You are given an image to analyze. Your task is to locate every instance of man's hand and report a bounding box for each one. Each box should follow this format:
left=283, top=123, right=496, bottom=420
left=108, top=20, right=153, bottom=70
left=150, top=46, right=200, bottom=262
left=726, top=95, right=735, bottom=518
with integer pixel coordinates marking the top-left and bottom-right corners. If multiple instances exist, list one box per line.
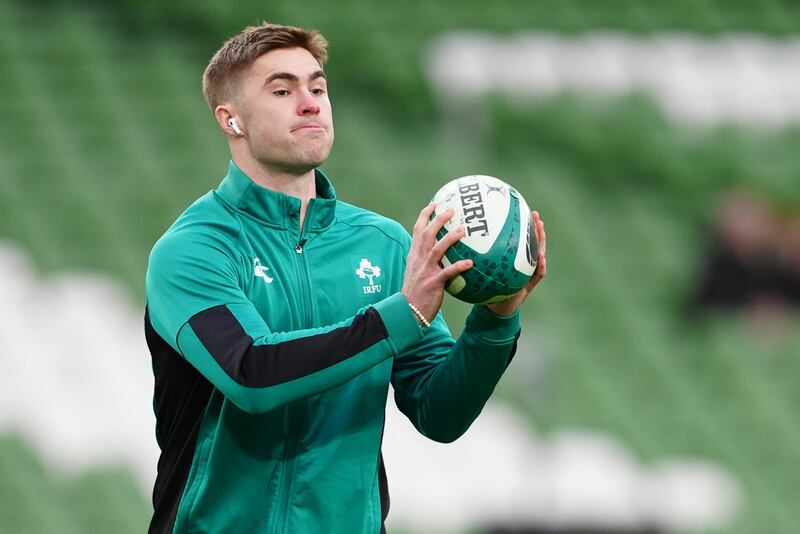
left=485, top=211, right=548, bottom=317
left=401, top=202, right=473, bottom=324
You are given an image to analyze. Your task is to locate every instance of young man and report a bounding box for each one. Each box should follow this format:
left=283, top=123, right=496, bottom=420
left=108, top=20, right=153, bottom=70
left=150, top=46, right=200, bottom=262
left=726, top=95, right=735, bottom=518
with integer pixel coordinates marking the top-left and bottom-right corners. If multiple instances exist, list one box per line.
left=145, top=22, right=546, bottom=534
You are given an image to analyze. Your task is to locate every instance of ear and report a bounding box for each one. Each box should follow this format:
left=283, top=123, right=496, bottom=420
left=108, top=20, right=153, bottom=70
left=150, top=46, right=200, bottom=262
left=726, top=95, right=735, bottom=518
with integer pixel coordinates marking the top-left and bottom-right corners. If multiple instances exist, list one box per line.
left=214, top=105, right=241, bottom=137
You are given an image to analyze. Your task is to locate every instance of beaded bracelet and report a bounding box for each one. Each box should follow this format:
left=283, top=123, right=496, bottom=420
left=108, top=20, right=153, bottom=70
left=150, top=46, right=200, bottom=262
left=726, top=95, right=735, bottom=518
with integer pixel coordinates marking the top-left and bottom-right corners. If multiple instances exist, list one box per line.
left=407, top=302, right=431, bottom=328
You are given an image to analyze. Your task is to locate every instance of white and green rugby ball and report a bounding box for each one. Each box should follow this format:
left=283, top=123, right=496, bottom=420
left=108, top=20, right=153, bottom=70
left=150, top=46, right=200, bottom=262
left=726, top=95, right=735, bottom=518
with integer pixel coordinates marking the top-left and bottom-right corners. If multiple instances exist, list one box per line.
left=432, top=175, right=538, bottom=304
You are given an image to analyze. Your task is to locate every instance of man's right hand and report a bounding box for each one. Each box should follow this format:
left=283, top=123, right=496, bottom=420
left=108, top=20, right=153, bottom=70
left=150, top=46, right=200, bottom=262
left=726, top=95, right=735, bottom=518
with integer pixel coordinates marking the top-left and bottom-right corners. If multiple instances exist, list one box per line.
left=401, top=202, right=473, bottom=325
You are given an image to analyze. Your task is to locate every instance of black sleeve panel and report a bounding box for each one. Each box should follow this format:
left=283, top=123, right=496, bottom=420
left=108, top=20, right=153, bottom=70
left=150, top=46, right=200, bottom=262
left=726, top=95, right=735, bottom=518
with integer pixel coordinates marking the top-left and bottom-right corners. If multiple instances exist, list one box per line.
left=187, top=304, right=390, bottom=388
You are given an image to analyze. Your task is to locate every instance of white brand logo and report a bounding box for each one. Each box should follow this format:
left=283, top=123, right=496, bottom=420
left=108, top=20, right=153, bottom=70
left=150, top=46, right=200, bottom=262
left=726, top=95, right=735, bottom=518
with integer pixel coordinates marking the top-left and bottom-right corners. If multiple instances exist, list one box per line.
left=355, top=258, right=382, bottom=294
left=253, top=258, right=274, bottom=283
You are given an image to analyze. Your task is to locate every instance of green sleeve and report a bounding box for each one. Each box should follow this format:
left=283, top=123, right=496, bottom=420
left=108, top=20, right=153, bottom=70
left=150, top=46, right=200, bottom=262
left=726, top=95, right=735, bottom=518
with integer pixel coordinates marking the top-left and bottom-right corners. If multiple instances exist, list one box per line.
left=146, top=231, right=422, bottom=414
left=390, top=236, right=521, bottom=443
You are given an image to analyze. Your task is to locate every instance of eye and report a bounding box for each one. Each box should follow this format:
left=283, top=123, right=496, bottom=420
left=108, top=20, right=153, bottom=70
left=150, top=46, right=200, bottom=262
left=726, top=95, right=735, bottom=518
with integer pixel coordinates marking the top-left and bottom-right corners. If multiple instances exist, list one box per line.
left=273, top=89, right=289, bottom=96
left=310, top=88, right=326, bottom=96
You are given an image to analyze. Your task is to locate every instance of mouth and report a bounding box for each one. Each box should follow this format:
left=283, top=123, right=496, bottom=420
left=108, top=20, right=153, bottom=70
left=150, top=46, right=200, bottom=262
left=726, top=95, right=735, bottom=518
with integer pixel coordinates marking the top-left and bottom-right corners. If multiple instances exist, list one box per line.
left=292, top=123, right=325, bottom=132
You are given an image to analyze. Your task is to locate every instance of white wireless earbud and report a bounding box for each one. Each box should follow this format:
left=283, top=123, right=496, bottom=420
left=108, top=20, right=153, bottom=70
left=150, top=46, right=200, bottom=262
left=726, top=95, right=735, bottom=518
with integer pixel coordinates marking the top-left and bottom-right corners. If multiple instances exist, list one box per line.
left=228, top=117, right=243, bottom=135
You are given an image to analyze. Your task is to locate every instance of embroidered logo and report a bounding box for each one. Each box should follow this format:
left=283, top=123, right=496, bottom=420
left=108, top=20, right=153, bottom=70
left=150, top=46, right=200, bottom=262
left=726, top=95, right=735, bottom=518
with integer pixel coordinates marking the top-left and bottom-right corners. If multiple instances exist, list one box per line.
left=485, top=184, right=507, bottom=197
left=355, top=258, right=382, bottom=294
left=253, top=258, right=274, bottom=283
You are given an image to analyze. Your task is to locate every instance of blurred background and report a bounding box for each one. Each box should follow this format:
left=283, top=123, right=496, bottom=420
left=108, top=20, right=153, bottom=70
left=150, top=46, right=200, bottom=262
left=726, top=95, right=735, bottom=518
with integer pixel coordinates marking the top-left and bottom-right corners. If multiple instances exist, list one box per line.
left=1, top=0, right=799, bottom=532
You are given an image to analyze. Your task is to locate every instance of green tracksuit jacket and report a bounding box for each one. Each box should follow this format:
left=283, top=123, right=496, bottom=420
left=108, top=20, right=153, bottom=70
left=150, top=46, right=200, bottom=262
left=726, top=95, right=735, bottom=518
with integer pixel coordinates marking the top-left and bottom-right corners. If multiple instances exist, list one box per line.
left=144, top=161, right=521, bottom=533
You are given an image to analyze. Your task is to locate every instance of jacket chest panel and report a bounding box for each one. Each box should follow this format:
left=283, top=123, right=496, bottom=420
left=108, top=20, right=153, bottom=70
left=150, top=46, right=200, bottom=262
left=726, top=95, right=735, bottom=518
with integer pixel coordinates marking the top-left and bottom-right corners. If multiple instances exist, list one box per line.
left=237, top=223, right=406, bottom=330
left=305, top=237, right=406, bottom=324
left=238, top=225, right=304, bottom=331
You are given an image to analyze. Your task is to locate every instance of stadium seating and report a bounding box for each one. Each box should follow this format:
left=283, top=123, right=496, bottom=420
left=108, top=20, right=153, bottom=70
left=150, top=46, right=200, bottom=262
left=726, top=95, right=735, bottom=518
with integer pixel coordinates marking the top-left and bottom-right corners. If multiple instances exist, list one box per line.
left=0, top=435, right=150, bottom=532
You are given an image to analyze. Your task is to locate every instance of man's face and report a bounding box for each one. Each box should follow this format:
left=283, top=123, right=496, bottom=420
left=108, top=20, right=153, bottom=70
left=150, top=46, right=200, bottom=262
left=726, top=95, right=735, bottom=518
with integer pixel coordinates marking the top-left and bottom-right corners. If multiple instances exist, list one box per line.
left=235, top=47, right=334, bottom=174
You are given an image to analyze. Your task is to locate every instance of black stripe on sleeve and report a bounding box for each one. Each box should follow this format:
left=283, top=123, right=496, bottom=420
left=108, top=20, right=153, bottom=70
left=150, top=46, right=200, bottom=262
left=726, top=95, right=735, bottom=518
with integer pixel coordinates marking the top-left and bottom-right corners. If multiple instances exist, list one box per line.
left=188, top=305, right=390, bottom=388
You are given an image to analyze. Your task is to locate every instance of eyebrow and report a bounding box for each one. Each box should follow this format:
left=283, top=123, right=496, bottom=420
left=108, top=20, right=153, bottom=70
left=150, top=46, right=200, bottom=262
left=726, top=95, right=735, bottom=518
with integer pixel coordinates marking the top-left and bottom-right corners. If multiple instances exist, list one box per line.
left=264, top=70, right=326, bottom=85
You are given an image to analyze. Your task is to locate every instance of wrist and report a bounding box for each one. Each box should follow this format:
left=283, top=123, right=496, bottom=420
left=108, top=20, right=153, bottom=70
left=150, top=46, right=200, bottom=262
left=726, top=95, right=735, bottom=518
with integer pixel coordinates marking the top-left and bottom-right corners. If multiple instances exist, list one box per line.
left=407, top=301, right=431, bottom=328
left=401, top=289, right=434, bottom=328
left=467, top=305, right=520, bottom=343
left=484, top=302, right=517, bottom=317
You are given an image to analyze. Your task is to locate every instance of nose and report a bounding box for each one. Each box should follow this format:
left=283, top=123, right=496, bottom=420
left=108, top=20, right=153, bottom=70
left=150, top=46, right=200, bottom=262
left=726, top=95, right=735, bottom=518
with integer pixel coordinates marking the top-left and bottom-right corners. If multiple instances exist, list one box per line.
left=298, top=90, right=320, bottom=116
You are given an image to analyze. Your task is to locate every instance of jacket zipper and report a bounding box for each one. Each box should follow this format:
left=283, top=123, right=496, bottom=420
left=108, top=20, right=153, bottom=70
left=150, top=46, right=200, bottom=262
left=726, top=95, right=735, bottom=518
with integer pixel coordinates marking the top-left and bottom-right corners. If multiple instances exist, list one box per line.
left=276, top=202, right=316, bottom=533
left=293, top=201, right=314, bottom=327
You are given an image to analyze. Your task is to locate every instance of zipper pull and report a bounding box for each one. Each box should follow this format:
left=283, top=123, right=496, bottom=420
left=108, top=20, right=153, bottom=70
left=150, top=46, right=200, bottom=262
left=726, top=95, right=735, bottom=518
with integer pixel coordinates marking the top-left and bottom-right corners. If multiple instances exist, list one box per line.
left=295, top=238, right=307, bottom=254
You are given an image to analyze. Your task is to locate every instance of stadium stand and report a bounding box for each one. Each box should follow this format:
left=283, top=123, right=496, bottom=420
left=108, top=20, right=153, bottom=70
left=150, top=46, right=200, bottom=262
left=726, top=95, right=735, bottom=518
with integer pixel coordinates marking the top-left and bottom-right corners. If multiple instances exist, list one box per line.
left=1, top=0, right=799, bottom=531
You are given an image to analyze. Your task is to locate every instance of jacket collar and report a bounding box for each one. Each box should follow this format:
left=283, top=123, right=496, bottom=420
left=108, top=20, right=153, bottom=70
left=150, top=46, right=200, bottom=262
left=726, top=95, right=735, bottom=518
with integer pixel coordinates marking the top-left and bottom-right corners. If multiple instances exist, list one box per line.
left=215, top=160, right=336, bottom=231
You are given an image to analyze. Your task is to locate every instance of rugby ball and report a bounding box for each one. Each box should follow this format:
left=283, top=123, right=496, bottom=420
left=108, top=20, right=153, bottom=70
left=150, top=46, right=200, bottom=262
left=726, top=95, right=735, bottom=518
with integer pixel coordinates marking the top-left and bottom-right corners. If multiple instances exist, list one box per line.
left=432, top=175, right=537, bottom=304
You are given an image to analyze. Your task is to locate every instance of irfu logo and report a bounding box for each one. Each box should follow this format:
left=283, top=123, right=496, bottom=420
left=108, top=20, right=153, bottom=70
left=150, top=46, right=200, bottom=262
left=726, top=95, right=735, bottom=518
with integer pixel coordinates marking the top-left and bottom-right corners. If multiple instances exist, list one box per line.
left=356, top=258, right=382, bottom=294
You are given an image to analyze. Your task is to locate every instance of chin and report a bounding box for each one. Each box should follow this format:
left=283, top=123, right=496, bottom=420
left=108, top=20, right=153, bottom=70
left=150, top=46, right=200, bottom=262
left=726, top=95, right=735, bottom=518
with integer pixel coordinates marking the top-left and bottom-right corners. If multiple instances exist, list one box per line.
left=274, top=155, right=327, bottom=175
left=300, top=144, right=333, bottom=169
left=255, top=145, right=332, bottom=175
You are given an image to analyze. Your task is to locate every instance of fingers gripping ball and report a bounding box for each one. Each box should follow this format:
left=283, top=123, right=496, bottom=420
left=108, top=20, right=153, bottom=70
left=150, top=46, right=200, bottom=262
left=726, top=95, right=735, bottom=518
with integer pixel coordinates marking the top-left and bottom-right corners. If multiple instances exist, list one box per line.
left=431, top=175, right=538, bottom=304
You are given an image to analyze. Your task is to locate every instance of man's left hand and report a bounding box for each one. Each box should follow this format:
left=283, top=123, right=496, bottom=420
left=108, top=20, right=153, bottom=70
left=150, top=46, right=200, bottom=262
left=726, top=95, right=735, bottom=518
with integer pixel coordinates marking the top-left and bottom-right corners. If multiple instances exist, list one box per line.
left=485, top=210, right=548, bottom=317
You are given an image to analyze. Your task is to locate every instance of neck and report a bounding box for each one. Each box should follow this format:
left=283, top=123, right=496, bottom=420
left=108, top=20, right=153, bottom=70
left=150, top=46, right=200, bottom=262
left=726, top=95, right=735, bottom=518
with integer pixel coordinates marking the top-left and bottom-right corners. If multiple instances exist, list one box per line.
left=232, top=155, right=317, bottom=227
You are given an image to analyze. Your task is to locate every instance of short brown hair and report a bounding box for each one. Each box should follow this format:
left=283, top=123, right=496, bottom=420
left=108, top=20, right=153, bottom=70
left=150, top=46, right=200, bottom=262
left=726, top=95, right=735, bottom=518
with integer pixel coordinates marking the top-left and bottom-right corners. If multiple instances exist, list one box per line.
left=202, top=22, right=328, bottom=110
